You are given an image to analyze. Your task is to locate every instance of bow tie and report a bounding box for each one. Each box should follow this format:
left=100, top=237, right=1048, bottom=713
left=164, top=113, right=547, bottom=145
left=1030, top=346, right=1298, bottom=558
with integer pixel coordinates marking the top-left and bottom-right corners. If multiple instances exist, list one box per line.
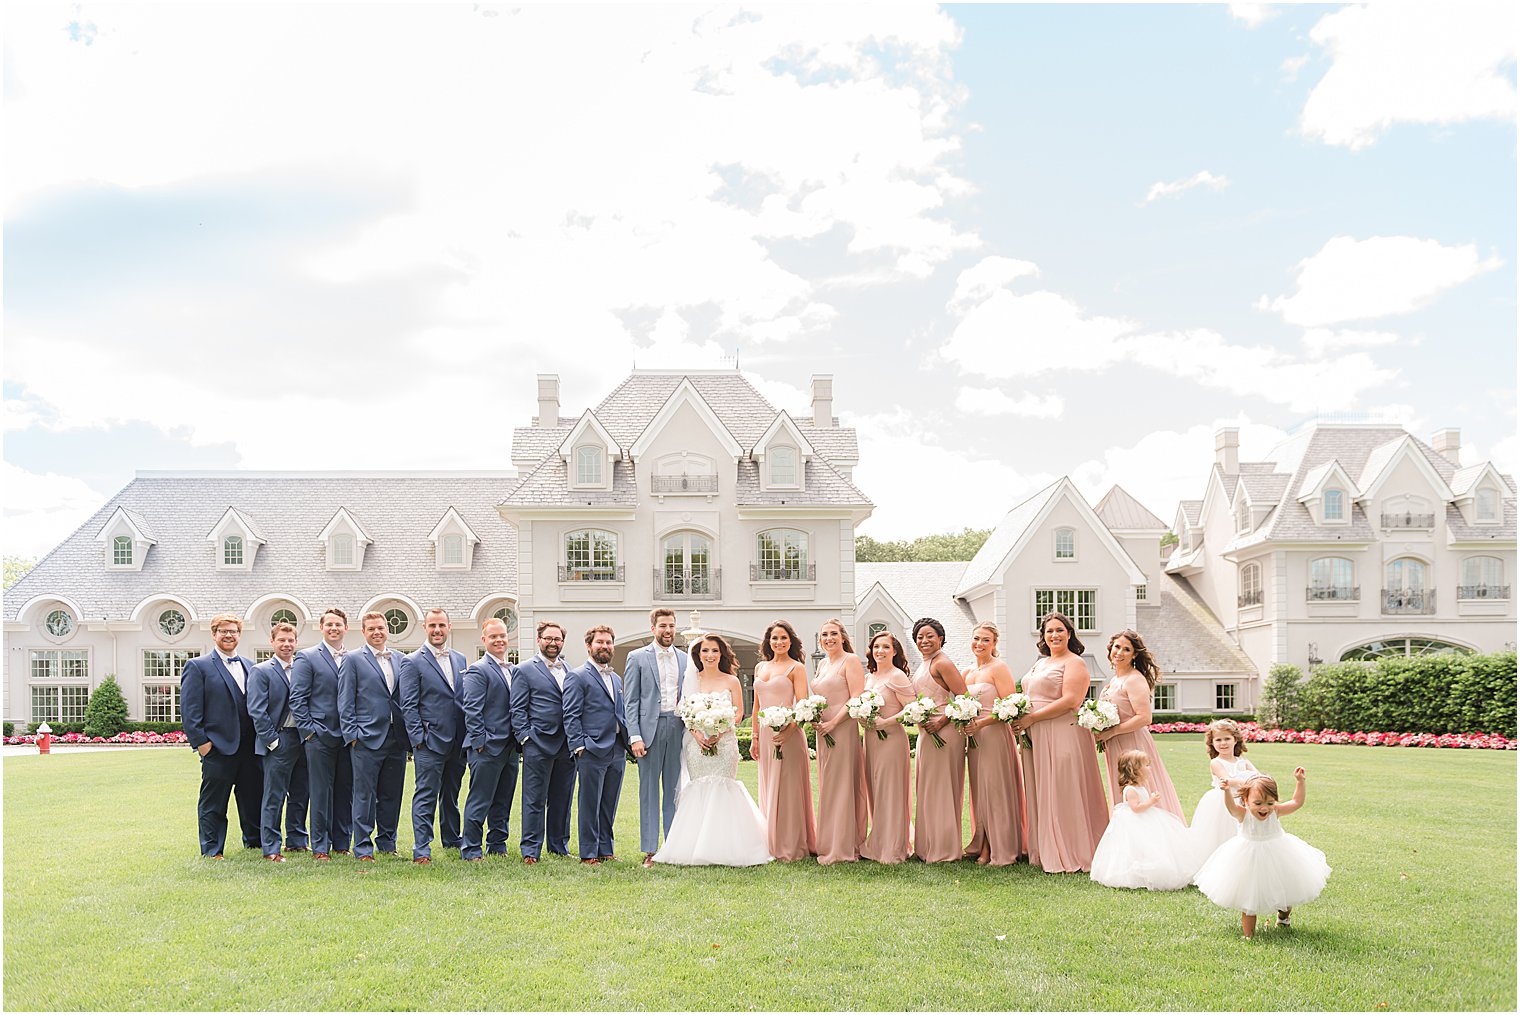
left=331, top=647, right=346, bottom=657
left=376, top=650, right=391, bottom=661
left=221, top=656, right=239, bottom=666
left=433, top=651, right=450, bottom=660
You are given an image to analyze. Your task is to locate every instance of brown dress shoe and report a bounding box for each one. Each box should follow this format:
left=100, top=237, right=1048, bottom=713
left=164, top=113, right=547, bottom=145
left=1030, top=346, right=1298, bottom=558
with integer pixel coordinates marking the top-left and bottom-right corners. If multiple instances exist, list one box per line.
left=313, top=852, right=331, bottom=861
left=642, top=853, right=655, bottom=869
left=522, top=856, right=538, bottom=865
left=357, top=855, right=375, bottom=863
left=266, top=853, right=286, bottom=863
left=209, top=854, right=225, bottom=860
left=414, top=857, right=432, bottom=865
left=333, top=849, right=350, bottom=856
left=580, top=858, right=602, bottom=865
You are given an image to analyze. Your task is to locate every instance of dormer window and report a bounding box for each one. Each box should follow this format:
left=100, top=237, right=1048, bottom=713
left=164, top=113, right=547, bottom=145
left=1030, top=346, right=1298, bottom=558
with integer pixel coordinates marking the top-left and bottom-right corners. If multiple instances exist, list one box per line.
left=1476, top=488, right=1499, bottom=522
left=223, top=535, right=244, bottom=566
left=1054, top=527, right=1076, bottom=560
left=113, top=536, right=134, bottom=566
left=97, top=506, right=156, bottom=571
left=575, top=446, right=604, bottom=486
left=427, top=506, right=480, bottom=571
left=206, top=507, right=265, bottom=572
left=1236, top=499, right=1251, bottom=533
left=332, top=534, right=354, bottom=566
left=319, top=507, right=372, bottom=571
left=1323, top=489, right=1344, bottom=522
left=769, top=446, right=798, bottom=487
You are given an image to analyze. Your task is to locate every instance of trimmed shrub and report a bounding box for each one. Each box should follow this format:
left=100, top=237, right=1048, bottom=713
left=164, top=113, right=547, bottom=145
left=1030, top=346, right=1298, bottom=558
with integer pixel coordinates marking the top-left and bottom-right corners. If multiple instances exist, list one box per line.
left=1296, top=651, right=1516, bottom=737
left=83, top=675, right=131, bottom=739
left=1257, top=664, right=1305, bottom=728
left=2, top=722, right=12, bottom=737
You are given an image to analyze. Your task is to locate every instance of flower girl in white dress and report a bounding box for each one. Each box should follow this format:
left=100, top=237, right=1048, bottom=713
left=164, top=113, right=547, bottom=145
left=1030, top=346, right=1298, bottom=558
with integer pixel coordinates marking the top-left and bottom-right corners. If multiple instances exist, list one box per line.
left=1191, top=719, right=1259, bottom=862
left=1090, top=750, right=1198, bottom=891
left=1193, top=768, right=1330, bottom=939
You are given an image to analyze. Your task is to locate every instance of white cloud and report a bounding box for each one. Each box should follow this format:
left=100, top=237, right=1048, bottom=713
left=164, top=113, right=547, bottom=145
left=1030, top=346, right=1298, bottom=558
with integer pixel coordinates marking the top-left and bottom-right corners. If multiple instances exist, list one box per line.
left=1300, top=2, right=1517, bottom=150
left=2, top=463, right=108, bottom=558
left=941, top=289, right=1137, bottom=378
left=1486, top=434, right=1519, bottom=478
left=1141, top=170, right=1229, bottom=205
left=1299, top=327, right=1403, bottom=358
left=1228, top=4, right=1276, bottom=29
left=1280, top=54, right=1310, bottom=82
left=954, top=386, right=1064, bottom=419
left=1259, top=235, right=1503, bottom=327
left=949, top=256, right=1040, bottom=312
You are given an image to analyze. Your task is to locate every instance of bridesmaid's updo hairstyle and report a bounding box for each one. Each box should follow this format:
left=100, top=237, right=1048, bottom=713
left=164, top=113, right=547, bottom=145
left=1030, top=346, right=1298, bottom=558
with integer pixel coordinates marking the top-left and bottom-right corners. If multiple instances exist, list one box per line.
left=911, top=617, right=946, bottom=644
left=695, top=633, right=738, bottom=676
left=972, top=622, right=1001, bottom=657
left=1115, top=749, right=1150, bottom=789
left=1205, top=718, right=1248, bottom=758
left=819, top=618, right=855, bottom=654
left=1107, top=629, right=1160, bottom=689
left=866, top=631, right=909, bottom=675
left=760, top=619, right=806, bottom=664
left=1036, top=611, right=1085, bottom=656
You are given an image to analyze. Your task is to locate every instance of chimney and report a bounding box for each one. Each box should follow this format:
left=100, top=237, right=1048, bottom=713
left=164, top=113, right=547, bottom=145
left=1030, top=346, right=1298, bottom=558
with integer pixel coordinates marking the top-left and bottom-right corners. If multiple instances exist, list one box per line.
left=1431, top=428, right=1462, bottom=466
left=810, top=374, right=834, bottom=428
left=1214, top=427, right=1239, bottom=474
left=535, top=374, right=560, bottom=428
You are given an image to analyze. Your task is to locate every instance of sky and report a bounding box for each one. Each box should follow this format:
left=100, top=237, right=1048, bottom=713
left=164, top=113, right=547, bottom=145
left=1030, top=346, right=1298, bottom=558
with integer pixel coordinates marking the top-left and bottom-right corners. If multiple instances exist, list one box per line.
left=4, top=1, right=1516, bottom=557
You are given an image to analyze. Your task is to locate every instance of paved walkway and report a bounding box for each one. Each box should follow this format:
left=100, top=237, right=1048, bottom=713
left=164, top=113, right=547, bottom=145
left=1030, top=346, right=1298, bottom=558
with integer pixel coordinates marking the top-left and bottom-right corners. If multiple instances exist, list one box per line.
left=3, top=743, right=184, bottom=757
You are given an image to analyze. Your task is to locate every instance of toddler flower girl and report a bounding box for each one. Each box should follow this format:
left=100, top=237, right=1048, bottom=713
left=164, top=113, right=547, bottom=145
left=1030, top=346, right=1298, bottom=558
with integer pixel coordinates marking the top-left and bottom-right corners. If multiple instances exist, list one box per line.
left=1089, top=750, right=1197, bottom=891
left=1191, top=719, right=1258, bottom=861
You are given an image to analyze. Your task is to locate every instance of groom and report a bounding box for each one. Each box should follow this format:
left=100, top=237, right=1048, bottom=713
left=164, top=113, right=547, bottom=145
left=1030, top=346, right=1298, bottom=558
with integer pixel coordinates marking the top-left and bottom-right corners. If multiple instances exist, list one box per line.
left=563, top=625, right=629, bottom=864
left=624, top=607, right=686, bottom=868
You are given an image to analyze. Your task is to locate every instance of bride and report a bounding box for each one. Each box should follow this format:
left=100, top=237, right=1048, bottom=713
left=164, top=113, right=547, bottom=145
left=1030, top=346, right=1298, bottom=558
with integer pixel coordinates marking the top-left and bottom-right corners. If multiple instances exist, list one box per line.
left=651, top=633, right=772, bottom=867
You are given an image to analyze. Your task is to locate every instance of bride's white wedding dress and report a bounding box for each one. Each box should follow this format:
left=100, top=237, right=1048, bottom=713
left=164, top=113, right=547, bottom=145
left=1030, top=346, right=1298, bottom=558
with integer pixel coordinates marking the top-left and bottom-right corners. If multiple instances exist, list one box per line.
left=651, top=672, right=772, bottom=867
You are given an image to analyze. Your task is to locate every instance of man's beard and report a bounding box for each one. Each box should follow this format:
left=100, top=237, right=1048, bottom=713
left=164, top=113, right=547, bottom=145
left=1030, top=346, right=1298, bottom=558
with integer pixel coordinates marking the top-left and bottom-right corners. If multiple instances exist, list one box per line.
left=655, top=631, right=674, bottom=647
left=592, top=650, right=613, bottom=665
left=542, top=645, right=560, bottom=659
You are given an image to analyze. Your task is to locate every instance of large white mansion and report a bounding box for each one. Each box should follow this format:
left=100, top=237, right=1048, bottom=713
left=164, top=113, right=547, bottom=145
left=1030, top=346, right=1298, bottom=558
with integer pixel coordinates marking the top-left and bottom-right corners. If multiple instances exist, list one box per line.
left=4, top=370, right=1514, bottom=726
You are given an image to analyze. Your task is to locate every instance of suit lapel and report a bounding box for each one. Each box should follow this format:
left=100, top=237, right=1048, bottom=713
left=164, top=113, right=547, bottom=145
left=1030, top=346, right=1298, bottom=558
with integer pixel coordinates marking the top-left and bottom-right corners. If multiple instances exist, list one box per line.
left=217, top=656, right=246, bottom=705
left=318, top=644, right=340, bottom=679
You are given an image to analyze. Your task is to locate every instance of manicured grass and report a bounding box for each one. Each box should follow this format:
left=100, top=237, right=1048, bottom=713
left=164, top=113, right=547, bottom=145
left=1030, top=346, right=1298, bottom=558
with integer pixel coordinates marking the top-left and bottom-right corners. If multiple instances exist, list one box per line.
left=3, top=737, right=1514, bottom=1010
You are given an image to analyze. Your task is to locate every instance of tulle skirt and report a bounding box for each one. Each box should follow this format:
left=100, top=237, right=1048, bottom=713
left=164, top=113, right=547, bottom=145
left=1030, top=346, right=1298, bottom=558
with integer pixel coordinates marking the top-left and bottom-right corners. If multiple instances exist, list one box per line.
left=1090, top=804, right=1199, bottom=891
left=1193, top=830, right=1331, bottom=914
left=1190, top=788, right=1240, bottom=864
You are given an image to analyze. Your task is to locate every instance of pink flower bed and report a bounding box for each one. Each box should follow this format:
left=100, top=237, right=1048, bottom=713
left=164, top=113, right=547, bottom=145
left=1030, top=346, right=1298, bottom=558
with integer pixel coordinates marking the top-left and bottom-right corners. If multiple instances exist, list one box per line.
left=5, top=730, right=189, bottom=746
left=1149, top=720, right=1516, bottom=750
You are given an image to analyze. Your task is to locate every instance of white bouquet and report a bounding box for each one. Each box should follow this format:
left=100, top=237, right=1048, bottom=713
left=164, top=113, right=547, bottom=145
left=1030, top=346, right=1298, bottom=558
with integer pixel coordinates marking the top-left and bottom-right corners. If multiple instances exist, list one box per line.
left=993, top=691, right=1034, bottom=749
left=678, top=691, right=737, bottom=756
left=897, top=694, right=944, bottom=749
left=756, top=705, right=795, bottom=760
left=945, top=693, right=982, bottom=750
left=1076, top=697, right=1121, bottom=753
left=847, top=688, right=887, bottom=740
left=793, top=693, right=834, bottom=747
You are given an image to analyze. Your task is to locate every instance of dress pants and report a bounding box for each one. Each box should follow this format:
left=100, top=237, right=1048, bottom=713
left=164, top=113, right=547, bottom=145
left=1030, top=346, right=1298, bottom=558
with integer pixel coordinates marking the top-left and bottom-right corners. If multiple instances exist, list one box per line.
left=412, top=742, right=467, bottom=859
left=351, top=723, right=407, bottom=857
left=519, top=743, right=576, bottom=859
left=303, top=735, right=353, bottom=854
left=196, top=741, right=263, bottom=856
left=258, top=731, right=305, bottom=855
left=461, top=746, right=520, bottom=859
left=575, top=749, right=626, bottom=859
left=282, top=743, right=310, bottom=850
left=637, top=713, right=684, bottom=854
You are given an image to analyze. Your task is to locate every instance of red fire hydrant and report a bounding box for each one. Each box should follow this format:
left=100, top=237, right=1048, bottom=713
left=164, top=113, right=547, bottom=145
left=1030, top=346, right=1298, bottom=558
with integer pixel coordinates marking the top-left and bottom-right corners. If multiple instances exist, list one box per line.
left=37, top=722, right=53, bottom=755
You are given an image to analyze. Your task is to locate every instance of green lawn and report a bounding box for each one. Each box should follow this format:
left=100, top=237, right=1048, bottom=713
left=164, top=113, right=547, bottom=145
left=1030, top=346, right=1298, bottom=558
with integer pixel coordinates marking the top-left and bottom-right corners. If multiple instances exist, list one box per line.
left=3, top=738, right=1514, bottom=1011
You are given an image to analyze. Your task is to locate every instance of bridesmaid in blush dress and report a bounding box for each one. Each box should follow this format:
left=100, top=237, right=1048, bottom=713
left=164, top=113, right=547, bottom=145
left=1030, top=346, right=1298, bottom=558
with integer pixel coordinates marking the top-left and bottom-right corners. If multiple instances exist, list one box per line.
left=960, top=623, right=1027, bottom=866
left=859, top=631, right=914, bottom=864
left=1092, top=630, right=1185, bottom=821
left=1010, top=611, right=1109, bottom=873
left=749, top=619, right=817, bottom=862
left=909, top=617, right=970, bottom=863
left=812, top=619, right=869, bottom=864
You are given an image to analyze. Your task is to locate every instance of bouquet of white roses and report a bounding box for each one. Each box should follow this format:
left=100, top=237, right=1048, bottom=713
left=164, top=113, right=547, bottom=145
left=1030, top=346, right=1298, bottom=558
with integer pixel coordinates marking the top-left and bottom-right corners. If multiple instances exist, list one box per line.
left=756, top=706, right=795, bottom=760
left=792, top=693, right=834, bottom=747
left=945, top=693, right=982, bottom=750
left=897, top=694, right=944, bottom=749
left=993, top=692, right=1034, bottom=749
left=1076, top=697, right=1121, bottom=752
left=846, top=688, right=887, bottom=740
left=677, top=691, right=737, bottom=756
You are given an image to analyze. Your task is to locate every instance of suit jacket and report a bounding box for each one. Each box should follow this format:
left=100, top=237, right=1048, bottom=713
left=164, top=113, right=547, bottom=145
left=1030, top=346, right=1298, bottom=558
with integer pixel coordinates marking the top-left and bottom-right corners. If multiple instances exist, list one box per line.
left=509, top=655, right=572, bottom=757
left=290, top=643, right=345, bottom=746
left=461, top=654, right=516, bottom=758
left=623, top=642, right=687, bottom=747
left=247, top=656, right=297, bottom=756
left=181, top=652, right=256, bottom=755
left=338, top=646, right=407, bottom=750
left=563, top=661, right=630, bottom=759
left=400, top=647, right=468, bottom=754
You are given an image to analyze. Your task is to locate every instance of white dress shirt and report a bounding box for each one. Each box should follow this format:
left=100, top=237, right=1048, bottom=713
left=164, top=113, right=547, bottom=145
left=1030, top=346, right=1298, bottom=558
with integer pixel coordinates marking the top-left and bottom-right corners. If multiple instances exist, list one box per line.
left=656, top=646, right=678, bottom=712
left=538, top=653, right=568, bottom=691
left=487, top=653, right=512, bottom=687
left=432, top=648, right=455, bottom=690
left=221, top=654, right=245, bottom=694
left=597, top=663, right=617, bottom=701
left=280, top=662, right=296, bottom=727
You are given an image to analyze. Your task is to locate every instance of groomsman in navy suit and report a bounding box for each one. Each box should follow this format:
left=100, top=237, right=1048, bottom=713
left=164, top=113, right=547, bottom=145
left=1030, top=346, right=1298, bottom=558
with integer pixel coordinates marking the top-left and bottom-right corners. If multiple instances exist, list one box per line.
left=290, top=607, right=353, bottom=859
left=510, top=620, right=577, bottom=863
left=563, top=625, right=630, bottom=864
left=247, top=620, right=309, bottom=861
left=459, top=616, right=521, bottom=860
left=180, top=613, right=262, bottom=857
left=400, top=608, right=469, bottom=863
left=339, top=611, right=408, bottom=861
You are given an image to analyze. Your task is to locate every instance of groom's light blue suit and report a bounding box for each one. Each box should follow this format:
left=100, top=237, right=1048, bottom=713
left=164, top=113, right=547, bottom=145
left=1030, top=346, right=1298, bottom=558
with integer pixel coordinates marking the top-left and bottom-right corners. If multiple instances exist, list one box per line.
left=623, top=641, right=687, bottom=854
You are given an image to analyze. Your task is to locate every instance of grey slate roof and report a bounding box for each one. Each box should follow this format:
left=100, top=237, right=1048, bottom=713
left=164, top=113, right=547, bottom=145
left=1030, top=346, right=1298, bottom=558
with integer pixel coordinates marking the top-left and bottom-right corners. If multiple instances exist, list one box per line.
left=4, top=474, right=519, bottom=623
left=956, top=480, right=1063, bottom=594
left=1138, top=575, right=1257, bottom=676
left=500, top=457, right=639, bottom=507
left=1239, top=472, right=1290, bottom=505
left=1094, top=485, right=1168, bottom=531
left=854, top=561, right=979, bottom=669
left=1179, top=501, right=1203, bottom=527
left=734, top=457, right=871, bottom=506
left=1446, top=501, right=1518, bottom=543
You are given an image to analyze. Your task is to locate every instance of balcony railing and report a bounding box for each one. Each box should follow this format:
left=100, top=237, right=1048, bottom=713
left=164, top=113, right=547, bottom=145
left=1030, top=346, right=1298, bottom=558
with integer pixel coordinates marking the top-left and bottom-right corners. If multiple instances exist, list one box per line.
left=558, top=565, right=625, bottom=583
left=1381, top=512, right=1436, bottom=529
left=651, top=475, right=718, bottom=494
left=1458, top=584, right=1511, bottom=600
left=750, top=562, right=816, bottom=582
left=1306, top=585, right=1359, bottom=602
left=1237, top=590, right=1263, bottom=607
left=1382, top=588, right=1435, bottom=614
left=654, top=568, right=721, bottom=600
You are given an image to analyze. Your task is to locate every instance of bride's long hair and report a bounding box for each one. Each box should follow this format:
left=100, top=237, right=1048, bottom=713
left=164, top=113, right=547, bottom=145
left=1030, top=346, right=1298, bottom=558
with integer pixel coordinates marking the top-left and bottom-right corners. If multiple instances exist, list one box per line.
left=693, top=633, right=738, bottom=676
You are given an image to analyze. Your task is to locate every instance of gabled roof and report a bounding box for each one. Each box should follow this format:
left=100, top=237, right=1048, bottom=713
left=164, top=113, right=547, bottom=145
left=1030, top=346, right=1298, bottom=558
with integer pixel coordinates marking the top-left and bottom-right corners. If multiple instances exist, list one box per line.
left=734, top=457, right=871, bottom=508
left=1178, top=501, right=1203, bottom=528
left=1137, top=575, right=1257, bottom=675
left=1238, top=472, right=1290, bottom=506
left=751, top=411, right=816, bottom=460
left=500, top=456, right=638, bottom=507
left=317, top=507, right=374, bottom=545
left=854, top=561, right=978, bottom=669
left=1295, top=459, right=1356, bottom=501
left=1093, top=485, right=1167, bottom=532
left=854, top=579, right=914, bottom=633
left=1446, top=500, right=1518, bottom=543
left=1450, top=462, right=1514, bottom=499
left=557, top=410, right=621, bottom=458
left=627, top=378, right=744, bottom=461
left=205, top=507, right=267, bottom=545
left=1356, top=434, right=1451, bottom=501
left=426, top=506, right=481, bottom=545
left=96, top=505, right=157, bottom=544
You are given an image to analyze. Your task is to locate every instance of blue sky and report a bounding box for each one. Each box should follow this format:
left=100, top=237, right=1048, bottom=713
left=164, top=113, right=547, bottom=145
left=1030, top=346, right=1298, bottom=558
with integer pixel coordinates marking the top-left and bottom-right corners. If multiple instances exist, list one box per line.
left=4, top=2, right=1515, bottom=556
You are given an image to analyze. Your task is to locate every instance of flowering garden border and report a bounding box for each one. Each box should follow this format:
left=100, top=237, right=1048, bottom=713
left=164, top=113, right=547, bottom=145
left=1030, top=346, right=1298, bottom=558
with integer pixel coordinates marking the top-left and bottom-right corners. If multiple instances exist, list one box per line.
left=1149, top=720, right=1515, bottom=750
left=6, top=730, right=188, bottom=746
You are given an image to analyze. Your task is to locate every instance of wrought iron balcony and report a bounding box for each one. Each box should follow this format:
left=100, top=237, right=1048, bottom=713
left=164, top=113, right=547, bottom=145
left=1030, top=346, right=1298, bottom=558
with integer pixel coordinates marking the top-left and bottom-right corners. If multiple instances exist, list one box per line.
left=1237, top=590, right=1263, bottom=607
left=1382, top=588, right=1435, bottom=614
left=750, top=562, right=816, bottom=582
left=558, top=565, right=625, bottom=583
left=1381, top=512, right=1435, bottom=529
left=1306, top=585, right=1359, bottom=602
left=1458, top=584, right=1511, bottom=600
left=651, top=474, right=718, bottom=494
left=654, top=568, right=721, bottom=600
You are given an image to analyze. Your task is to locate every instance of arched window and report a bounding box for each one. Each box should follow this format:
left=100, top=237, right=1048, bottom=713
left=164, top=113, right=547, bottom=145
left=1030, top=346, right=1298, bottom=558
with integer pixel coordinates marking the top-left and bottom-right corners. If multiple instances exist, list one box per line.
left=1460, top=556, right=1505, bottom=599
left=384, top=608, right=410, bottom=637
left=769, top=447, right=798, bottom=486
left=223, top=535, right=244, bottom=566
left=1341, top=638, right=1472, bottom=661
left=1382, top=493, right=1432, bottom=529
left=1308, top=557, right=1355, bottom=600
left=661, top=531, right=713, bottom=597
left=1323, top=489, right=1344, bottom=522
left=113, top=535, right=134, bottom=566
left=1384, top=557, right=1430, bottom=614
left=45, top=609, right=75, bottom=638
left=441, top=533, right=464, bottom=565
left=1238, top=562, right=1262, bottom=607
left=755, top=528, right=809, bottom=580
left=867, top=621, right=889, bottom=642
left=492, top=605, right=518, bottom=631
left=1476, top=488, right=1499, bottom=522
left=575, top=446, right=603, bottom=486
left=564, top=529, right=619, bottom=581
left=1386, top=557, right=1426, bottom=591
left=270, top=608, right=298, bottom=628
left=1054, top=527, right=1076, bottom=559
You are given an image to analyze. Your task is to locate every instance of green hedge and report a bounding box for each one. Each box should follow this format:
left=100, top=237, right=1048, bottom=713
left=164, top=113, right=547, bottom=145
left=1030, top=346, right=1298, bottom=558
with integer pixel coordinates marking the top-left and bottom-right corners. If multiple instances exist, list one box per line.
left=25, top=721, right=183, bottom=736
left=1292, top=651, right=1517, bottom=737
left=2, top=721, right=12, bottom=737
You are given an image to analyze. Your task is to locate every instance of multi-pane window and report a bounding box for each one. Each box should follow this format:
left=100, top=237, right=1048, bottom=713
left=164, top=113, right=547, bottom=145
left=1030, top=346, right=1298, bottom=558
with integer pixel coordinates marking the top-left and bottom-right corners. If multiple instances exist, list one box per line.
left=44, top=609, right=75, bottom=637
left=255, top=650, right=275, bottom=663
left=575, top=446, right=603, bottom=486
left=1239, top=562, right=1263, bottom=606
left=223, top=535, right=244, bottom=566
left=1033, top=590, right=1096, bottom=632
left=143, top=649, right=200, bottom=723
left=1215, top=683, right=1238, bottom=711
left=31, top=651, right=90, bottom=720
left=158, top=609, right=187, bottom=637
left=662, top=531, right=712, bottom=596
left=331, top=533, right=354, bottom=566
left=384, top=608, right=410, bottom=637
left=270, top=608, right=298, bottom=628
left=564, top=529, right=619, bottom=580
left=1476, top=488, right=1499, bottom=522
left=1460, top=556, right=1506, bottom=597
left=113, top=535, right=133, bottom=565
left=1236, top=499, right=1251, bottom=533
left=1323, top=489, right=1344, bottom=521
left=1135, top=584, right=1147, bottom=602
left=31, top=686, right=89, bottom=723
left=31, top=650, right=89, bottom=682
left=1054, top=528, right=1076, bottom=559
left=769, top=447, right=798, bottom=486
left=442, top=533, right=464, bottom=565
left=1386, top=557, right=1426, bottom=591
left=1308, top=557, right=1355, bottom=598
left=867, top=622, right=889, bottom=641
left=143, top=684, right=182, bottom=723
left=493, top=606, right=518, bottom=631
left=1152, top=683, right=1177, bottom=712
left=756, top=529, right=809, bottom=580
